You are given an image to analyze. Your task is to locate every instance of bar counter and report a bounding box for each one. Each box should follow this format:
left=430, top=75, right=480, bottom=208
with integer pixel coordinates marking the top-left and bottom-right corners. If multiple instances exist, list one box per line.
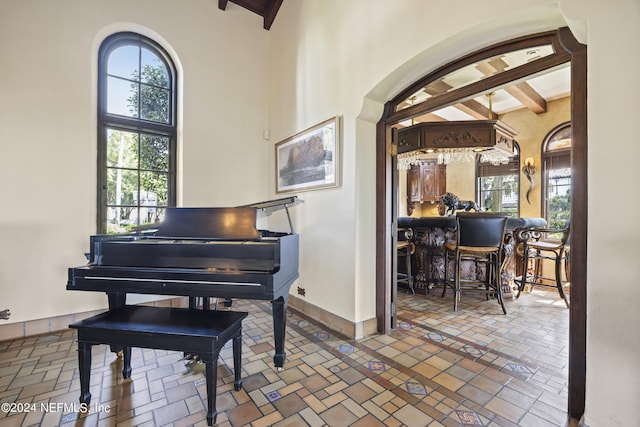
left=398, top=215, right=546, bottom=293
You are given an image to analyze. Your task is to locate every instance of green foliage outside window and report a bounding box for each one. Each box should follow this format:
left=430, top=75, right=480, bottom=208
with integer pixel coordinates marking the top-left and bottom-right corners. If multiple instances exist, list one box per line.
left=548, top=192, right=570, bottom=231
left=545, top=166, right=571, bottom=234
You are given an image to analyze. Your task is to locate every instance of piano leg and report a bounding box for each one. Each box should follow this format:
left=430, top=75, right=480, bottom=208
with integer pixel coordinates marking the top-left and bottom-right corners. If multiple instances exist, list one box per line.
left=122, top=346, right=132, bottom=379
left=107, top=292, right=126, bottom=309
left=272, top=297, right=287, bottom=369
left=233, top=330, right=243, bottom=391
left=188, top=296, right=197, bottom=309
left=78, top=341, right=92, bottom=405
left=204, top=352, right=219, bottom=426
left=107, top=293, right=126, bottom=354
left=188, top=297, right=217, bottom=310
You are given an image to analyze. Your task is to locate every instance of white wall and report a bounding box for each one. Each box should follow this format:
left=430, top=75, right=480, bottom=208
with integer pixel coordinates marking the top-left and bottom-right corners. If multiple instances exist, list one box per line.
left=0, top=0, right=270, bottom=322
left=268, top=0, right=640, bottom=425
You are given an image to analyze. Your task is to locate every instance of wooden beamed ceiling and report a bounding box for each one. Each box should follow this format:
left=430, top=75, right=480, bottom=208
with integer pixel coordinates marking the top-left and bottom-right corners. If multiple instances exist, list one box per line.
left=397, top=60, right=568, bottom=124
left=218, top=0, right=283, bottom=30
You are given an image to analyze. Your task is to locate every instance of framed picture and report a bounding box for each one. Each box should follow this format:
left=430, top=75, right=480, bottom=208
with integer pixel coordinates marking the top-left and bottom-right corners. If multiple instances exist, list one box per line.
left=275, top=116, right=340, bottom=194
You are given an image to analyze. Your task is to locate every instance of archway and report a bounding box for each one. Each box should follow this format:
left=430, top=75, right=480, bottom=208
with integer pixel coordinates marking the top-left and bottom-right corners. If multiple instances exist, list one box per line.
left=375, top=28, right=587, bottom=421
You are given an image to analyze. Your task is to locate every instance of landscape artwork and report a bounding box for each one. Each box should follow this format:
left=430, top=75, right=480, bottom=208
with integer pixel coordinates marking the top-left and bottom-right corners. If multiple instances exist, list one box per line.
left=276, top=117, right=339, bottom=193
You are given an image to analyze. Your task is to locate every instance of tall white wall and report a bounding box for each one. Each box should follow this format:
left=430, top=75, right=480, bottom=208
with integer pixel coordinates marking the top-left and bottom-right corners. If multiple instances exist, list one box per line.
left=268, top=0, right=640, bottom=425
left=0, top=0, right=270, bottom=322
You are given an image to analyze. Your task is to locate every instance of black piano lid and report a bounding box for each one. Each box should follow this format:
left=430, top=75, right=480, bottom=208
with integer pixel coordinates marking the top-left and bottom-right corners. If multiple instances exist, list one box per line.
left=131, top=196, right=303, bottom=238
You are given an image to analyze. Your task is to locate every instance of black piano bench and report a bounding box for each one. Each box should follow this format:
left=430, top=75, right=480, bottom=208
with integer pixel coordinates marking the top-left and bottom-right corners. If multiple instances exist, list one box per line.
left=69, top=305, right=248, bottom=426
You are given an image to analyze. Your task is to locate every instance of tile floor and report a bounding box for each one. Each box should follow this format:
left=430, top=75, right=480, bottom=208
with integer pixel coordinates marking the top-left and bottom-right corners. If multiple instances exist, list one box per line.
left=0, top=286, right=572, bottom=426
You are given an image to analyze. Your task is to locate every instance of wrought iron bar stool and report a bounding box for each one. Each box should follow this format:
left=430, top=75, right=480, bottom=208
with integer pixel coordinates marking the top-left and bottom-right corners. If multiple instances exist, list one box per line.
left=515, top=224, right=570, bottom=307
left=397, top=227, right=415, bottom=294
left=442, top=212, right=510, bottom=314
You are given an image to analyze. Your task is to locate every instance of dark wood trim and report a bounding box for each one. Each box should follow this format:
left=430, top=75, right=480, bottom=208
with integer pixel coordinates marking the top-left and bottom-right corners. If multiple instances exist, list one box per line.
left=376, top=27, right=587, bottom=422
left=376, top=103, right=393, bottom=332
left=218, top=0, right=281, bottom=30
left=558, top=26, right=587, bottom=421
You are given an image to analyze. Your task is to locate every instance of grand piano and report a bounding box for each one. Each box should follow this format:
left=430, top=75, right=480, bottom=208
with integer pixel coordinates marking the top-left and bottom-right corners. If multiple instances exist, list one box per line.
left=67, top=196, right=300, bottom=368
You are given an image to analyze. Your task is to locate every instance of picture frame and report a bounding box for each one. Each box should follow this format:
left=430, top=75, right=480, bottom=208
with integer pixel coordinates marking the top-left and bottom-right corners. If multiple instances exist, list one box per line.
left=275, top=116, right=340, bottom=194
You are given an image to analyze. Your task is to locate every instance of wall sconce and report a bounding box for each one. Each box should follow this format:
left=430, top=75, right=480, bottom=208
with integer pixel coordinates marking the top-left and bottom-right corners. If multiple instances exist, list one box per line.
left=523, top=157, right=536, bottom=173
left=522, top=157, right=536, bottom=204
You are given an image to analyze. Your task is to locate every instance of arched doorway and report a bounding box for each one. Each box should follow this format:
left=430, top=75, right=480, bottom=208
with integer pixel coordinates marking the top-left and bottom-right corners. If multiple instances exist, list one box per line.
left=375, top=27, right=587, bottom=421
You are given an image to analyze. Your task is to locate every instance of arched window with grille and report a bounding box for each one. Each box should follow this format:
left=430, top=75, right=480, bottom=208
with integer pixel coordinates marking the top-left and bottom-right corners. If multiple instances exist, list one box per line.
left=542, top=122, right=571, bottom=228
left=97, top=32, right=177, bottom=234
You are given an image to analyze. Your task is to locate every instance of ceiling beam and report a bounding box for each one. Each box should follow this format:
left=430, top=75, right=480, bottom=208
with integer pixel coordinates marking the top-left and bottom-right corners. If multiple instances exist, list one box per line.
left=424, top=80, right=492, bottom=120
left=263, top=0, right=282, bottom=30
left=218, top=0, right=281, bottom=30
left=478, top=59, right=547, bottom=114
left=505, top=82, right=547, bottom=114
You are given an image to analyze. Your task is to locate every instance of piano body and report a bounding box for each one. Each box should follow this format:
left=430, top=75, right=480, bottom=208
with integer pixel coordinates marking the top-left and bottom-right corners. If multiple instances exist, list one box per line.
left=67, top=197, right=300, bottom=368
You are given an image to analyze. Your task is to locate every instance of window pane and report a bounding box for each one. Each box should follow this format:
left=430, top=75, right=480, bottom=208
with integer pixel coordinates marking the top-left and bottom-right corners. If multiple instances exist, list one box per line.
left=108, top=45, right=139, bottom=80
left=140, top=84, right=170, bottom=123
left=106, top=129, right=138, bottom=168
left=479, top=175, right=518, bottom=214
left=547, top=167, right=571, bottom=228
left=140, top=134, right=169, bottom=171
left=106, top=206, right=136, bottom=234
left=153, top=207, right=166, bottom=224
left=106, top=168, right=138, bottom=206
left=141, top=47, right=169, bottom=87
left=543, top=123, right=571, bottom=225
left=130, top=207, right=166, bottom=227
left=107, top=76, right=139, bottom=117
left=133, top=190, right=160, bottom=225
left=140, top=171, right=168, bottom=205
left=547, top=126, right=572, bottom=151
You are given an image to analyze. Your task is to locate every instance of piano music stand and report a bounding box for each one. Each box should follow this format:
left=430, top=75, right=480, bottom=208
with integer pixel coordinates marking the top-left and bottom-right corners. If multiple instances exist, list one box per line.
left=241, top=195, right=301, bottom=234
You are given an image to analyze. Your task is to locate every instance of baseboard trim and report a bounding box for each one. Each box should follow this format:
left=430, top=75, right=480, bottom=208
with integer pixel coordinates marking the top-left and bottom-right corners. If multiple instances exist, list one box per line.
left=0, top=296, right=378, bottom=342
left=287, top=294, right=377, bottom=340
left=0, top=298, right=191, bottom=342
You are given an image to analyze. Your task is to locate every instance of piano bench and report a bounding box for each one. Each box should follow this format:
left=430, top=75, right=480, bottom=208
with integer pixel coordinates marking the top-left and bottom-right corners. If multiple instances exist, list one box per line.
left=69, top=305, right=248, bottom=426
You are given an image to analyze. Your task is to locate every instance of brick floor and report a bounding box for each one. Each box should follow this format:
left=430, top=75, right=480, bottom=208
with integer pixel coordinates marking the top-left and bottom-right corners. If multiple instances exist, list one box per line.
left=0, top=287, right=573, bottom=426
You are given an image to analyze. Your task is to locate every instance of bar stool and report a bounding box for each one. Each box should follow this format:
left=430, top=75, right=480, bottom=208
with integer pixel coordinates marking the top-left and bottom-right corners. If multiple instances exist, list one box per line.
left=515, top=224, right=570, bottom=307
left=397, top=227, right=415, bottom=294
left=442, top=212, right=510, bottom=314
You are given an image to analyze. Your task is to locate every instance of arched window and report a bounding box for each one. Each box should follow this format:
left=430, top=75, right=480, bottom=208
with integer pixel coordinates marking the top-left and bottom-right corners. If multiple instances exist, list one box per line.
left=542, top=122, right=571, bottom=227
left=97, top=32, right=177, bottom=234
left=476, top=144, right=520, bottom=216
